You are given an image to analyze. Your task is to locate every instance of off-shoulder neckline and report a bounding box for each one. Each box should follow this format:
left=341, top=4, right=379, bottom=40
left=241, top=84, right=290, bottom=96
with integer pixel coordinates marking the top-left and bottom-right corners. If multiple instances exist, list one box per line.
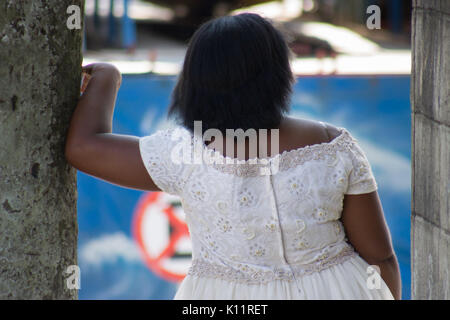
left=173, top=125, right=351, bottom=165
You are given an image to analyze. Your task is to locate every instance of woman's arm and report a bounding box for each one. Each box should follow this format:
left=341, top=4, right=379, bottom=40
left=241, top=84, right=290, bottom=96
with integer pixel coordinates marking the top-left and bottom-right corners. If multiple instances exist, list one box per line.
left=65, top=63, right=160, bottom=191
left=341, top=191, right=402, bottom=299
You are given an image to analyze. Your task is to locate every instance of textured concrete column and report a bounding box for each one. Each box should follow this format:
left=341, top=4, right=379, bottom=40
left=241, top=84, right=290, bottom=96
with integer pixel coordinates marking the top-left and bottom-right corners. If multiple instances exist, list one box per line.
left=411, top=0, right=450, bottom=300
left=0, top=1, right=83, bottom=299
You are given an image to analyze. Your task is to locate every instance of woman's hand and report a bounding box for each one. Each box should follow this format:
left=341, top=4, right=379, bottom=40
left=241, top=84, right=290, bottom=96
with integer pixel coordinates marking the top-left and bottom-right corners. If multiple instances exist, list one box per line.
left=67, top=62, right=160, bottom=192
left=80, top=72, right=91, bottom=94
left=80, top=63, right=122, bottom=94
left=68, top=62, right=123, bottom=144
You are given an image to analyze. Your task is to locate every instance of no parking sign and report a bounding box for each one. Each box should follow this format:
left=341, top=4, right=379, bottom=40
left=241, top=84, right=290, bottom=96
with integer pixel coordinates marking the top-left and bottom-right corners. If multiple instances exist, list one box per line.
left=132, top=192, right=192, bottom=282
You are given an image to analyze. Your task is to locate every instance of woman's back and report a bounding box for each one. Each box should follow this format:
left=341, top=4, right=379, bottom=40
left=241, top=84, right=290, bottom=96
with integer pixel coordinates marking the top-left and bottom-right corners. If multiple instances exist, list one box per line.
left=139, top=118, right=394, bottom=299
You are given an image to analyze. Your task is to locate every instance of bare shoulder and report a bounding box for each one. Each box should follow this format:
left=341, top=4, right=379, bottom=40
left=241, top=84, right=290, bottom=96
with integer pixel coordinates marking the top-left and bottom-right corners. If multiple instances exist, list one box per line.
left=322, top=122, right=342, bottom=141
left=281, top=116, right=341, bottom=144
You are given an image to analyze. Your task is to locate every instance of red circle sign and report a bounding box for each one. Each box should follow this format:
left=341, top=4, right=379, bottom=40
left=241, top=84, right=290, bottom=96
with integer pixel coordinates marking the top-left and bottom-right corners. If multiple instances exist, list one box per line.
left=132, top=192, right=192, bottom=282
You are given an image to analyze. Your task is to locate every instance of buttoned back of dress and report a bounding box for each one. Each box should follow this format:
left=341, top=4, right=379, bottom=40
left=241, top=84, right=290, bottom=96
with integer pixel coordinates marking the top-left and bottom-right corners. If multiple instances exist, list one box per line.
left=139, top=125, right=378, bottom=284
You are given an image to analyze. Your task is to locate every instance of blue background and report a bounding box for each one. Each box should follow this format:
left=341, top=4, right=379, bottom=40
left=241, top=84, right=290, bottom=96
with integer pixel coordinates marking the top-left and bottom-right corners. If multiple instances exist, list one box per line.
left=77, top=74, right=411, bottom=299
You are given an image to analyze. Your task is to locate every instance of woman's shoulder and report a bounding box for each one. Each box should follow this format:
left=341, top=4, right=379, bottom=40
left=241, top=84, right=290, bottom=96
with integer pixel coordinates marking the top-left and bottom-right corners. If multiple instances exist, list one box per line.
left=321, top=121, right=342, bottom=142
left=281, top=117, right=348, bottom=147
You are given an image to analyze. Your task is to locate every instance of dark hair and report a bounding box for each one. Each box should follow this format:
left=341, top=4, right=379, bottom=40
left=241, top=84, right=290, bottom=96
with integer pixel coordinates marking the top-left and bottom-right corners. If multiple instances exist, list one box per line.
left=168, top=13, right=295, bottom=134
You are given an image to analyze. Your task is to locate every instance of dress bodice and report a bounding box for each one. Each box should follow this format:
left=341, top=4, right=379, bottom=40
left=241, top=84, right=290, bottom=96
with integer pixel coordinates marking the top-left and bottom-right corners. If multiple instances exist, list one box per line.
left=139, top=124, right=378, bottom=284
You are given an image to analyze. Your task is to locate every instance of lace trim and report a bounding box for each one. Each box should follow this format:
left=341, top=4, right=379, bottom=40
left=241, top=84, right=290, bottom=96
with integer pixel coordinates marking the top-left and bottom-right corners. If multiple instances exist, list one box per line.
left=183, top=127, right=356, bottom=177
left=187, top=247, right=358, bottom=284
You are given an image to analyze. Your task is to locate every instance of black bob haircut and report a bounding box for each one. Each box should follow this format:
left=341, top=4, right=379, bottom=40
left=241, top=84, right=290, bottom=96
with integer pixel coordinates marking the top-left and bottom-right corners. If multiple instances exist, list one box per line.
left=168, top=13, right=295, bottom=134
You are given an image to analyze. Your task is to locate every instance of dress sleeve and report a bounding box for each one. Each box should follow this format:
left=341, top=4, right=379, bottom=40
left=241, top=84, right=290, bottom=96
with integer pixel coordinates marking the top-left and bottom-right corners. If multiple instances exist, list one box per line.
left=139, top=128, right=191, bottom=196
left=345, top=133, right=378, bottom=195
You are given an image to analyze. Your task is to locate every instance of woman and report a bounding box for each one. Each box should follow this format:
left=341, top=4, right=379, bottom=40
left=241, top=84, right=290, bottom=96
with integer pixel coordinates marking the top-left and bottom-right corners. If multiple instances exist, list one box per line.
left=66, top=13, right=401, bottom=299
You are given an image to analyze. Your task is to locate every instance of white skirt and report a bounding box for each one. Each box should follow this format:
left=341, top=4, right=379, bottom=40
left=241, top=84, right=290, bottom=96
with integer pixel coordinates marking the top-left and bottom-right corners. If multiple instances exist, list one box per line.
left=174, top=255, right=394, bottom=300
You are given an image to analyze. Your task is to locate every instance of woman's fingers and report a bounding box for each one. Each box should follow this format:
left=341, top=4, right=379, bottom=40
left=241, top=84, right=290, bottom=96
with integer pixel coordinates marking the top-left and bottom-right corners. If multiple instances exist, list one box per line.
left=80, top=72, right=92, bottom=94
left=81, top=65, right=94, bottom=74
left=81, top=62, right=118, bottom=74
left=80, top=62, right=122, bottom=93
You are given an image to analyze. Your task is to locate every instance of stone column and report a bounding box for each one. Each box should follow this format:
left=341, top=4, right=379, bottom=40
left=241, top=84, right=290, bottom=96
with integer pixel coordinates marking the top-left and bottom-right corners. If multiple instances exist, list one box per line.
left=411, top=0, right=450, bottom=300
left=0, top=0, right=83, bottom=299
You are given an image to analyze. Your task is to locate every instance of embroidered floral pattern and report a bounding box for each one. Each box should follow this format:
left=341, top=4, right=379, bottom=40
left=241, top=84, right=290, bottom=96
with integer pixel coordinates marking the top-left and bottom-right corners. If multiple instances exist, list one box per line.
left=204, top=234, right=219, bottom=251
left=313, top=207, right=329, bottom=223
left=230, top=254, right=240, bottom=261
left=139, top=126, right=378, bottom=287
left=331, top=168, right=346, bottom=189
left=193, top=215, right=211, bottom=232
left=334, top=221, right=342, bottom=237
left=242, top=227, right=256, bottom=240
left=346, top=138, right=378, bottom=194
left=237, top=187, right=257, bottom=208
left=200, top=246, right=211, bottom=260
left=216, top=200, right=229, bottom=213
left=287, top=176, right=307, bottom=196
left=265, top=217, right=279, bottom=233
left=189, top=181, right=208, bottom=202
left=295, top=219, right=306, bottom=234
left=249, top=243, right=266, bottom=257
left=216, top=217, right=232, bottom=233
left=292, top=235, right=310, bottom=250
left=139, top=128, right=191, bottom=195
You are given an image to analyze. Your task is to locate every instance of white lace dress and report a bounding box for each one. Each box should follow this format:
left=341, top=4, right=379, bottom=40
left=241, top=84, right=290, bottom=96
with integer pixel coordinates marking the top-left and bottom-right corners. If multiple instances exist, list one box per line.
left=139, top=124, right=394, bottom=300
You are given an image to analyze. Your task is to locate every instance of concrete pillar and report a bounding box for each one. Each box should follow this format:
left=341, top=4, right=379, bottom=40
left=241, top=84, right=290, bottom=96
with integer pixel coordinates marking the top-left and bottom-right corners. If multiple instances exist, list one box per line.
left=0, top=1, right=83, bottom=299
left=411, top=0, right=450, bottom=299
